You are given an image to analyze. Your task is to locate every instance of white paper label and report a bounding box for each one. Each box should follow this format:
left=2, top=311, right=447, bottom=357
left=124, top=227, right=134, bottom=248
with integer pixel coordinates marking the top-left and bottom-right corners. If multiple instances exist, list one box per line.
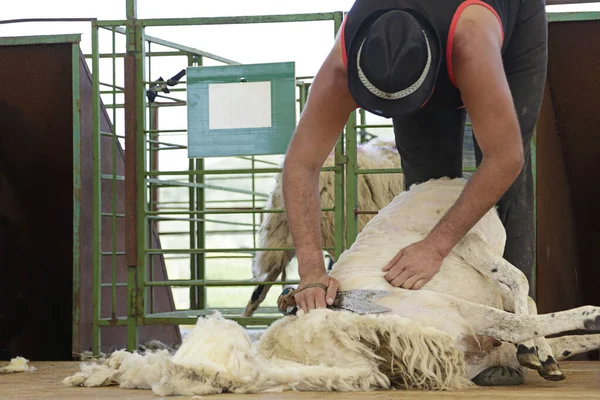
left=208, top=81, right=272, bottom=130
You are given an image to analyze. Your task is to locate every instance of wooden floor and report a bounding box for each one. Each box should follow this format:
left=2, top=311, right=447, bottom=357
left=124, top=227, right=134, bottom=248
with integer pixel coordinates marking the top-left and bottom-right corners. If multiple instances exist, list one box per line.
left=0, top=361, right=598, bottom=399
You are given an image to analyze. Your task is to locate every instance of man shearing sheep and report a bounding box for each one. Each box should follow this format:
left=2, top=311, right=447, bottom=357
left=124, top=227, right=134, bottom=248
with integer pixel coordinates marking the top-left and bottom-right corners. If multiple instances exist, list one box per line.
left=281, top=0, right=547, bottom=385
left=282, top=0, right=546, bottom=319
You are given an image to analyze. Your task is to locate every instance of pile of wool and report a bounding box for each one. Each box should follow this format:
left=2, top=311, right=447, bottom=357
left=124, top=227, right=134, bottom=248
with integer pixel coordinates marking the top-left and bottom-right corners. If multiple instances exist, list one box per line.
left=64, top=309, right=470, bottom=396
left=0, top=356, right=36, bottom=373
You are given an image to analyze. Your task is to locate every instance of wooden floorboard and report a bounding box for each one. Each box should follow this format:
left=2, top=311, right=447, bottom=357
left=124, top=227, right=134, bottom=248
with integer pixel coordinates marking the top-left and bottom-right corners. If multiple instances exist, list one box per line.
left=0, top=361, right=598, bottom=399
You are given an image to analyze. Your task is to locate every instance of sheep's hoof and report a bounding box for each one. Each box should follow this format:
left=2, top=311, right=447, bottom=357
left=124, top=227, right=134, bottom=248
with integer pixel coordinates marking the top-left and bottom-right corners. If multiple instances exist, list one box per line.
left=539, top=357, right=566, bottom=381
left=517, top=344, right=543, bottom=370
left=472, top=366, right=525, bottom=386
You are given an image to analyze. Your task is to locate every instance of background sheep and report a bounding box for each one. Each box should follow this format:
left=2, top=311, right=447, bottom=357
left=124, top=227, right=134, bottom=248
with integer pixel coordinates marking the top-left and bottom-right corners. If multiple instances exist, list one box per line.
left=243, top=140, right=403, bottom=317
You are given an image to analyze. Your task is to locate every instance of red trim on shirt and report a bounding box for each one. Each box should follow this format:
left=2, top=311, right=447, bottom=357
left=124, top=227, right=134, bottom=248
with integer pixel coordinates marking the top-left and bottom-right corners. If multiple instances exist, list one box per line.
left=446, top=0, right=504, bottom=87
left=341, top=14, right=349, bottom=68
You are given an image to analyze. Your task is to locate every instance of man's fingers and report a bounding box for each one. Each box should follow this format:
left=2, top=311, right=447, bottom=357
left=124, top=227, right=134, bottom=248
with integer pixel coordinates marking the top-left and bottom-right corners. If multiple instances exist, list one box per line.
left=401, top=273, right=421, bottom=289
left=326, top=279, right=339, bottom=305
left=390, top=267, right=412, bottom=287
left=412, top=278, right=428, bottom=290
left=297, top=299, right=307, bottom=313
left=315, top=294, right=327, bottom=309
left=382, top=250, right=403, bottom=272
left=384, top=264, right=405, bottom=282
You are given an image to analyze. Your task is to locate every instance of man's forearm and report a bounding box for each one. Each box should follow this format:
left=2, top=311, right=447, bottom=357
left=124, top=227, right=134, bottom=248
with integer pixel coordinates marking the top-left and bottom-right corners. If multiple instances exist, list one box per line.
left=426, top=155, right=523, bottom=257
left=282, top=162, right=326, bottom=278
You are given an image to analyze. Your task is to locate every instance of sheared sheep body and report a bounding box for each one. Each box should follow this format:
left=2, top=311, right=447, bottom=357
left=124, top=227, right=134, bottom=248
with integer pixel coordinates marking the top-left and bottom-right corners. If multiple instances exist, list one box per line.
left=63, top=178, right=600, bottom=396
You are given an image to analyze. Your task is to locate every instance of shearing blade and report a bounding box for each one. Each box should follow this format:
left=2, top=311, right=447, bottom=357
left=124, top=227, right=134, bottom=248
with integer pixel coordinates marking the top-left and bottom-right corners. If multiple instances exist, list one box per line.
left=332, top=289, right=392, bottom=314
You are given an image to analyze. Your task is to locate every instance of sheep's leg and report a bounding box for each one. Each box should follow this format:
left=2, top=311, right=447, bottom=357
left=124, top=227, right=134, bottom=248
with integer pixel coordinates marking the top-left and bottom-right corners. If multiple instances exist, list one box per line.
left=524, top=297, right=566, bottom=381
left=548, top=334, right=600, bottom=360
left=378, top=290, right=600, bottom=346
left=243, top=264, right=288, bottom=317
left=453, top=234, right=540, bottom=370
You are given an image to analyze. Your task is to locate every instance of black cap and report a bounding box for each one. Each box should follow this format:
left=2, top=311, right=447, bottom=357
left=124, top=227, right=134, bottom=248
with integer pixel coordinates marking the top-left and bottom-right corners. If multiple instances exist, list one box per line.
left=346, top=9, right=441, bottom=118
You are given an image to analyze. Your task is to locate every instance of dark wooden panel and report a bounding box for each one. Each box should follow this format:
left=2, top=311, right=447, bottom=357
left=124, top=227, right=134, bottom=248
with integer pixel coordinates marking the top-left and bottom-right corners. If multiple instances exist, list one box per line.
left=0, top=42, right=180, bottom=361
left=546, top=20, right=600, bottom=310
left=536, top=80, right=582, bottom=314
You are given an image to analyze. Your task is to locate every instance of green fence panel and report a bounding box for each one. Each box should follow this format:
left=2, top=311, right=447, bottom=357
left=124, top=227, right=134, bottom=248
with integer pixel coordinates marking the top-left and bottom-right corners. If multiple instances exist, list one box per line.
left=187, top=62, right=296, bottom=158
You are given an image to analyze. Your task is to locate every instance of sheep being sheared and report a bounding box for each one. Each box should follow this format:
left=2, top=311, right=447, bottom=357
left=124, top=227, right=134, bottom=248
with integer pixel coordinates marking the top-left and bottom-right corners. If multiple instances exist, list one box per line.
left=63, top=178, right=600, bottom=396
left=243, top=139, right=403, bottom=317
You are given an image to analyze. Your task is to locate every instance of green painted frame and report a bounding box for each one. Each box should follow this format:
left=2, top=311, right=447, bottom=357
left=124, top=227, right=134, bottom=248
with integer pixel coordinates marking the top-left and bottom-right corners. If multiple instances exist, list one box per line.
left=187, top=62, right=297, bottom=158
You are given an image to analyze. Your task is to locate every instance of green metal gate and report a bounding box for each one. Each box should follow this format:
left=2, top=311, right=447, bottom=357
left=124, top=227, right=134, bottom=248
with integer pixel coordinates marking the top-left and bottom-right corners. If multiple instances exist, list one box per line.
left=82, top=2, right=599, bottom=356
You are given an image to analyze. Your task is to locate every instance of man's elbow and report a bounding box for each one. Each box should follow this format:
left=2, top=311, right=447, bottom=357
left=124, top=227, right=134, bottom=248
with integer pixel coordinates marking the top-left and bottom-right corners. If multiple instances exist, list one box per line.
left=501, top=147, right=525, bottom=181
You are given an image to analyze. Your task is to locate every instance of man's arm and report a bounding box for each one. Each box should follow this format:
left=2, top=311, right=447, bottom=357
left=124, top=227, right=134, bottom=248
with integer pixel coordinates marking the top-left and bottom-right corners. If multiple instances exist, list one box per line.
left=282, top=34, right=357, bottom=311
left=383, top=6, right=524, bottom=289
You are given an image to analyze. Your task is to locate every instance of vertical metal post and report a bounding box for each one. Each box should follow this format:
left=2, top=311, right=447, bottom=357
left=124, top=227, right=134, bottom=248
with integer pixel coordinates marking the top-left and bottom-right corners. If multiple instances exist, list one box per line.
left=135, top=17, right=148, bottom=338
left=187, top=55, right=198, bottom=309
left=124, top=0, right=141, bottom=351
left=359, top=109, right=366, bottom=143
left=91, top=22, right=102, bottom=356
left=333, top=12, right=346, bottom=259
left=531, top=127, right=537, bottom=300
left=71, top=39, right=82, bottom=358
left=147, top=42, right=156, bottom=314
left=345, top=110, right=358, bottom=247
left=192, top=55, right=206, bottom=310
left=111, top=26, right=118, bottom=323
left=149, top=105, right=159, bottom=314
left=194, top=55, right=207, bottom=309
left=195, top=156, right=206, bottom=309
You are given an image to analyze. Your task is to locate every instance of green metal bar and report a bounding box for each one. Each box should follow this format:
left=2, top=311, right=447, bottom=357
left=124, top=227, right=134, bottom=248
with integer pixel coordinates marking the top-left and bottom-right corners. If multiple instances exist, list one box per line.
left=196, top=156, right=206, bottom=310
left=547, top=11, right=600, bottom=22
left=146, top=247, right=335, bottom=254
left=101, top=131, right=125, bottom=139
left=86, top=50, right=186, bottom=59
left=192, top=53, right=206, bottom=313
left=187, top=66, right=197, bottom=309
left=354, top=124, right=393, bottom=129
left=71, top=40, right=82, bottom=358
left=124, top=0, right=140, bottom=353
left=138, top=12, right=343, bottom=27
left=531, top=127, right=537, bottom=300
left=333, top=12, right=345, bottom=260
left=146, top=129, right=186, bottom=133
left=146, top=178, right=269, bottom=197
left=355, top=167, right=476, bottom=174
left=147, top=139, right=186, bottom=149
left=145, top=279, right=301, bottom=287
left=359, top=109, right=367, bottom=143
left=236, top=156, right=281, bottom=166
left=143, top=316, right=280, bottom=327
left=102, top=213, right=126, bottom=218
left=101, top=174, right=124, bottom=180
left=0, top=33, right=82, bottom=46
left=147, top=208, right=334, bottom=215
left=345, top=110, right=358, bottom=247
left=111, top=26, right=118, bottom=321
left=97, top=318, right=128, bottom=327
left=147, top=167, right=337, bottom=176
left=112, top=26, right=240, bottom=65
left=91, top=23, right=102, bottom=356
left=147, top=40, right=156, bottom=316
left=135, top=18, right=147, bottom=349
left=101, top=283, right=127, bottom=287
left=96, top=19, right=129, bottom=27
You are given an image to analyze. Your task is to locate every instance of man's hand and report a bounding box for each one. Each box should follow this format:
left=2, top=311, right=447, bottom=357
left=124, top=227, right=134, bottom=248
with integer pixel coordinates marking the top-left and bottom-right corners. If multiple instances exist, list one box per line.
left=382, top=238, right=445, bottom=290
left=293, top=271, right=340, bottom=313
